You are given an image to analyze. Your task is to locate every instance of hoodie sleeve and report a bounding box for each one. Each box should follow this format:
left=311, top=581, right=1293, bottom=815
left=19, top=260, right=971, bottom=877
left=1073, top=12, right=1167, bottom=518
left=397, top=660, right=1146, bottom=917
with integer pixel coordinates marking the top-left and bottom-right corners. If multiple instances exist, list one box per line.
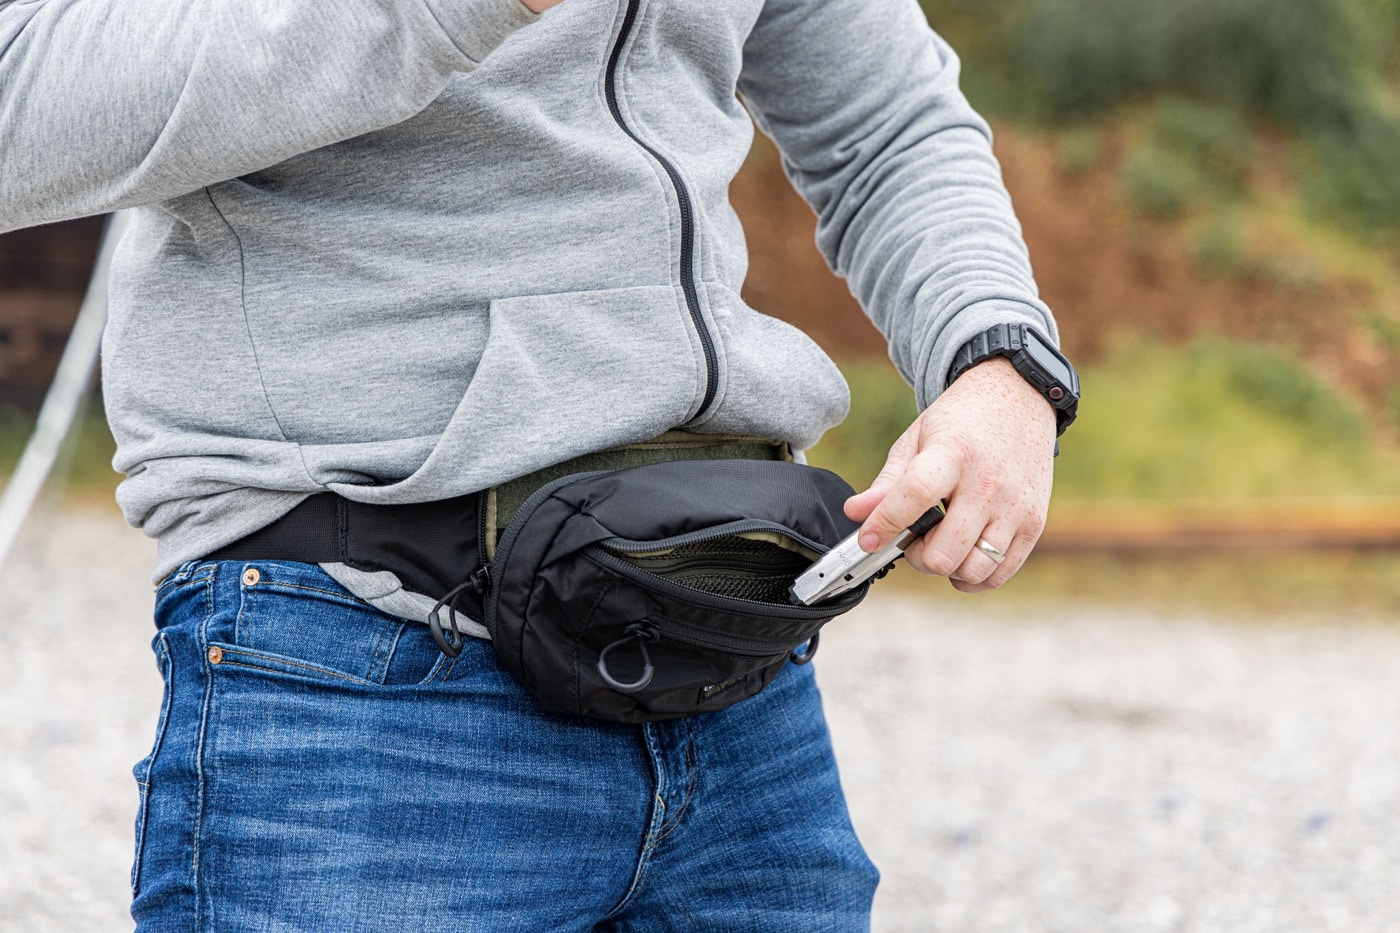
left=0, top=0, right=537, bottom=233
left=737, top=0, right=1058, bottom=409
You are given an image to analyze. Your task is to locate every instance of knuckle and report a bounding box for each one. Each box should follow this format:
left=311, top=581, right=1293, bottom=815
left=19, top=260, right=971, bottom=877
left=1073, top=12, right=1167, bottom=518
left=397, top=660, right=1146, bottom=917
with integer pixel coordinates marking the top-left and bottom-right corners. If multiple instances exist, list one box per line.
left=940, top=431, right=979, bottom=469
left=971, top=466, right=1008, bottom=501
left=922, top=549, right=960, bottom=578
left=868, top=507, right=902, bottom=534
left=901, top=470, right=942, bottom=511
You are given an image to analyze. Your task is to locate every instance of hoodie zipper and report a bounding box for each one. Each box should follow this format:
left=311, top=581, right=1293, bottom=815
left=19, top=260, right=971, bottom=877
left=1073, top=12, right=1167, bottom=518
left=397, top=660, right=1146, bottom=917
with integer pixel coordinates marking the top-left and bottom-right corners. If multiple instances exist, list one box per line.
left=604, top=0, right=719, bottom=421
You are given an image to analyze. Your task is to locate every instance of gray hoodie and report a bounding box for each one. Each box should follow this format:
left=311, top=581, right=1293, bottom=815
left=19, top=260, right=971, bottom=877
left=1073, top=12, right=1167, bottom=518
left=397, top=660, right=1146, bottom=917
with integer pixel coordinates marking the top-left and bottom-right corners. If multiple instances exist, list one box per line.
left=0, top=0, right=1056, bottom=599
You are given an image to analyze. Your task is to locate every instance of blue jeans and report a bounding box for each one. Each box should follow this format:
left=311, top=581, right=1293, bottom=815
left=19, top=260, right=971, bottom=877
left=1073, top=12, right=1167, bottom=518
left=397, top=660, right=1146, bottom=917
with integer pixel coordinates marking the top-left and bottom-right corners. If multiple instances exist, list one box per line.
left=131, top=560, right=878, bottom=931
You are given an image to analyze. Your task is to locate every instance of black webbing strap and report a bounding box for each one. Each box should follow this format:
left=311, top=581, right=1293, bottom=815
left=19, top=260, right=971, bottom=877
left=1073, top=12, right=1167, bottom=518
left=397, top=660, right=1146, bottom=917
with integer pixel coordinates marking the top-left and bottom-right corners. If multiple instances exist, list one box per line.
left=204, top=433, right=789, bottom=611
left=207, top=492, right=484, bottom=605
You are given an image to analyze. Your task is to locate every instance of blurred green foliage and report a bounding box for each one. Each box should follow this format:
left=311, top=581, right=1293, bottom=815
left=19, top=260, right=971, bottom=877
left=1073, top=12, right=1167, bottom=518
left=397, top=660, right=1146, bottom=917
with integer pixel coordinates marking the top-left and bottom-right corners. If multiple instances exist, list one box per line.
left=1053, top=338, right=1396, bottom=499
left=807, top=344, right=1400, bottom=500
left=1148, top=99, right=1254, bottom=189
left=921, top=0, right=1400, bottom=234
left=1190, top=217, right=1248, bottom=277
left=1120, top=95, right=1258, bottom=218
left=1367, top=310, right=1400, bottom=351
left=0, top=407, right=27, bottom=471
left=1001, top=0, right=1380, bottom=130
left=1194, top=339, right=1368, bottom=444
left=1303, top=114, right=1400, bottom=234
left=1120, top=145, right=1195, bottom=218
left=1054, top=126, right=1103, bottom=175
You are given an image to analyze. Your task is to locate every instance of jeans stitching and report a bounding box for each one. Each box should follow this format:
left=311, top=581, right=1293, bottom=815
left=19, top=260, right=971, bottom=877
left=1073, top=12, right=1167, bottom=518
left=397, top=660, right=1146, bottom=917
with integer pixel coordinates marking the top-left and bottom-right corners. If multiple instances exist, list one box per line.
left=602, top=723, right=669, bottom=919
left=366, top=619, right=400, bottom=685
left=650, top=735, right=699, bottom=844
left=131, top=634, right=174, bottom=899
left=155, top=562, right=198, bottom=595
left=216, top=644, right=447, bottom=689
left=213, top=647, right=378, bottom=687
left=155, top=568, right=217, bottom=611
left=193, top=566, right=219, bottom=931
left=430, top=652, right=459, bottom=684
left=251, top=581, right=372, bottom=603
left=234, top=580, right=256, bottom=650
left=232, top=569, right=421, bottom=685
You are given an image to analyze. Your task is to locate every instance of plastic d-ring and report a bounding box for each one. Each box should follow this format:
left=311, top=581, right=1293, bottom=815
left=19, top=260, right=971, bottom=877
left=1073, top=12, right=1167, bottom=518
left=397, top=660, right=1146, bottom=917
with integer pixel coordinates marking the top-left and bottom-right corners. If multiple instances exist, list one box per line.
left=428, top=604, right=465, bottom=658
left=789, top=633, right=820, bottom=665
left=428, top=578, right=476, bottom=658
left=597, top=623, right=658, bottom=693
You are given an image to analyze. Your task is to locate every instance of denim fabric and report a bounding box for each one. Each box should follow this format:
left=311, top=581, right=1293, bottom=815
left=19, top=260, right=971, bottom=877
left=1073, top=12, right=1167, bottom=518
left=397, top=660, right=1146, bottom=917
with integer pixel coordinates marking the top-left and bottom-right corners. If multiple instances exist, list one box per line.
left=131, top=561, right=877, bottom=931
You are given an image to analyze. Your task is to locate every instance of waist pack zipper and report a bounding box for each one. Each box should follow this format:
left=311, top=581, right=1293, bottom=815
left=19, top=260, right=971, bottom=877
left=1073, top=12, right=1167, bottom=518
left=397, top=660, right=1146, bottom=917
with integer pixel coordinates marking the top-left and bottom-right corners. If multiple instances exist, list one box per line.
left=588, top=548, right=830, bottom=619
left=619, top=553, right=798, bottom=578
left=644, top=616, right=810, bottom=656
left=603, top=520, right=825, bottom=558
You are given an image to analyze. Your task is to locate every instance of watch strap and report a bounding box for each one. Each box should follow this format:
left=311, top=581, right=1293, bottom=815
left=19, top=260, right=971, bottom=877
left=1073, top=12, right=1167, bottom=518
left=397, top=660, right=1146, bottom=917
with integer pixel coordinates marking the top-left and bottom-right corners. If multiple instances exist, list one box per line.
left=947, top=323, right=1023, bottom=386
left=946, top=323, right=1078, bottom=438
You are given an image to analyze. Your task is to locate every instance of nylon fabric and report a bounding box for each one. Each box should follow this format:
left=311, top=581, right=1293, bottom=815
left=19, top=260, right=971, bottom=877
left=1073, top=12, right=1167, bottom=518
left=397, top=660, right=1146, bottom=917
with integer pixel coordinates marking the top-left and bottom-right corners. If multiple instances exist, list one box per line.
left=485, top=459, right=868, bottom=722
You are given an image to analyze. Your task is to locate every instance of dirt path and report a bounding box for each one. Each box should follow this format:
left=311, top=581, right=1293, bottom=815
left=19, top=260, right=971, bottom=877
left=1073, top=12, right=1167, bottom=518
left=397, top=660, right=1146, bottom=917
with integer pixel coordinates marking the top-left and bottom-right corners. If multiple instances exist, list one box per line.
left=2, top=508, right=1397, bottom=931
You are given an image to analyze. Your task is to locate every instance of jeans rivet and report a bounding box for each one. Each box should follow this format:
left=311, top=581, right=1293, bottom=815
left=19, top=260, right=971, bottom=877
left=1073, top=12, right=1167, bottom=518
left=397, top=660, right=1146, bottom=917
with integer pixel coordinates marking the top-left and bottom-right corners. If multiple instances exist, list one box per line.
left=207, top=646, right=223, bottom=665
left=242, top=567, right=261, bottom=587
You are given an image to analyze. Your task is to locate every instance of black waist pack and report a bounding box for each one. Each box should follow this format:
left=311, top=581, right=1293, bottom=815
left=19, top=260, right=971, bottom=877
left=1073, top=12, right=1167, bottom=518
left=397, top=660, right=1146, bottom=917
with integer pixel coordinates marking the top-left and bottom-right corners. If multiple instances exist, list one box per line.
left=455, top=459, right=869, bottom=723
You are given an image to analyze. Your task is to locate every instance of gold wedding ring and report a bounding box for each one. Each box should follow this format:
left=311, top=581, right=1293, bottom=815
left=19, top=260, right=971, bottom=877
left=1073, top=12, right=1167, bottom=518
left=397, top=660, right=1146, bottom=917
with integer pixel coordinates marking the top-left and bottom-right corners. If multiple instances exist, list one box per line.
left=975, top=537, right=1006, bottom=565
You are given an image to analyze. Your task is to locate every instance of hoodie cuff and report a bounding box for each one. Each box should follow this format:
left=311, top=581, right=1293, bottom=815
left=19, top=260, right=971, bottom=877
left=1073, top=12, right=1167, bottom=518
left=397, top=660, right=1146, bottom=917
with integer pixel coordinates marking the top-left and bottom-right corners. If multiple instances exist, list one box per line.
left=427, top=0, right=541, bottom=65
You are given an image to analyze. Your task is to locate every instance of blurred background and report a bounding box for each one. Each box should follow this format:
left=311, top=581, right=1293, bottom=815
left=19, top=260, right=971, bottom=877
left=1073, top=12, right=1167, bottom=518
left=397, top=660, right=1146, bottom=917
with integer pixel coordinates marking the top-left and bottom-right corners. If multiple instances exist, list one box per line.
left=2, top=1, right=1399, bottom=930
left=758, top=0, right=1400, bottom=613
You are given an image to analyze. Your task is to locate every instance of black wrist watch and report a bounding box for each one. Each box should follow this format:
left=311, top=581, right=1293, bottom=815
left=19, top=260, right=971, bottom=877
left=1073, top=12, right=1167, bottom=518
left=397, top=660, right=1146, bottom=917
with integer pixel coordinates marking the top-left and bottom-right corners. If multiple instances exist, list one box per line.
left=946, top=323, right=1080, bottom=437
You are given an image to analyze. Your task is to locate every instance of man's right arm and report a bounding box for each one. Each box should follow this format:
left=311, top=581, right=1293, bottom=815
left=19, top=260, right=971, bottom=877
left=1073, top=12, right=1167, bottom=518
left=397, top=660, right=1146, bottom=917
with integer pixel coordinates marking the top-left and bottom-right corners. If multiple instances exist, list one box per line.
left=0, top=0, right=552, bottom=233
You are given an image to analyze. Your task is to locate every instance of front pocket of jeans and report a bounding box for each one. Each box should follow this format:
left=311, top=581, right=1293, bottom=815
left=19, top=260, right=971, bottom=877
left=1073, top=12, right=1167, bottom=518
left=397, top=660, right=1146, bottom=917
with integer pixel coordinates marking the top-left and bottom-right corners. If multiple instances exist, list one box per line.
left=131, top=633, right=173, bottom=899
left=217, top=562, right=445, bottom=687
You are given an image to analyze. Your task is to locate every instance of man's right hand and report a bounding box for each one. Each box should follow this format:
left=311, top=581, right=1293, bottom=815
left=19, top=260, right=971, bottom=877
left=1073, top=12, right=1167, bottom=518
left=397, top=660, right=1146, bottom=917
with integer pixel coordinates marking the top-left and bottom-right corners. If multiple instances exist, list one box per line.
left=520, top=0, right=565, bottom=11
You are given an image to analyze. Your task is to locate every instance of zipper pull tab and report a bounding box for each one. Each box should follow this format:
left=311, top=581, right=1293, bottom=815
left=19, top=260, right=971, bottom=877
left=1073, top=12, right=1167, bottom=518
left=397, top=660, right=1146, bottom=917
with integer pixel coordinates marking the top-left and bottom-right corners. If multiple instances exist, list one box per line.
left=429, top=569, right=488, bottom=658
left=597, top=622, right=659, bottom=693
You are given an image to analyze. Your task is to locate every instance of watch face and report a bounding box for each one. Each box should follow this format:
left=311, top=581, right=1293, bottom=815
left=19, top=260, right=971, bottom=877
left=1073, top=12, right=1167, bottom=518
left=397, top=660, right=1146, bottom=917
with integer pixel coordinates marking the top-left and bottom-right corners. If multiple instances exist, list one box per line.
left=1022, top=328, right=1079, bottom=400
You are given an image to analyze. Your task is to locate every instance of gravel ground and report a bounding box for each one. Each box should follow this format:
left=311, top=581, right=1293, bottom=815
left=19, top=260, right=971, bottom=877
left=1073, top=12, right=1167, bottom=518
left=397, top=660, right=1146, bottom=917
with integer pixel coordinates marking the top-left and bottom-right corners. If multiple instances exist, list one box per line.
left=2, top=508, right=1398, bottom=932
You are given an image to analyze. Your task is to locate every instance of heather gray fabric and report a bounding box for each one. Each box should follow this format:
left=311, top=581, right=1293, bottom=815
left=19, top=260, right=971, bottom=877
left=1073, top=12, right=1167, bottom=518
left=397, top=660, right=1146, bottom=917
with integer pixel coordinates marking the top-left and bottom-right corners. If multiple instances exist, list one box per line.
left=0, top=0, right=1058, bottom=587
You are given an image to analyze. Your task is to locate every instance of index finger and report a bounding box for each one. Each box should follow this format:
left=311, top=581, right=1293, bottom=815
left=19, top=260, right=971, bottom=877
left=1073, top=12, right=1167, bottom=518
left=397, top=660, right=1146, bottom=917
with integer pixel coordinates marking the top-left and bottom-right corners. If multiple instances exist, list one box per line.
left=856, top=448, right=958, bottom=552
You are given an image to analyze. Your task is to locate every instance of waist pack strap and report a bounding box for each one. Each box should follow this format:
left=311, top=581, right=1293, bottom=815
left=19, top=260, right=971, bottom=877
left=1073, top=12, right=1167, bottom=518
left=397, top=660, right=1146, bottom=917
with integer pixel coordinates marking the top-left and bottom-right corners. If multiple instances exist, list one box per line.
left=207, top=492, right=484, bottom=602
left=485, top=432, right=790, bottom=559
left=205, top=432, right=790, bottom=597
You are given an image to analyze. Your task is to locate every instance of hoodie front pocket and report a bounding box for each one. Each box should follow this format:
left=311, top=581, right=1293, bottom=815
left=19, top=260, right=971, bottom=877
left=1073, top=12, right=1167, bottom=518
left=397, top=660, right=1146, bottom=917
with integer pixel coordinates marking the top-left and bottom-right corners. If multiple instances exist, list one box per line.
left=332, top=285, right=706, bottom=501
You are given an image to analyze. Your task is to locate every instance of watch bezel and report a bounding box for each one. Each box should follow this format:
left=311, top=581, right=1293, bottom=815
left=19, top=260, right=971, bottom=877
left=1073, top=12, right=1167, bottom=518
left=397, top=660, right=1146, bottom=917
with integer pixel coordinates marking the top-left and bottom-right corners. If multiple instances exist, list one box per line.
left=1014, top=327, right=1079, bottom=412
